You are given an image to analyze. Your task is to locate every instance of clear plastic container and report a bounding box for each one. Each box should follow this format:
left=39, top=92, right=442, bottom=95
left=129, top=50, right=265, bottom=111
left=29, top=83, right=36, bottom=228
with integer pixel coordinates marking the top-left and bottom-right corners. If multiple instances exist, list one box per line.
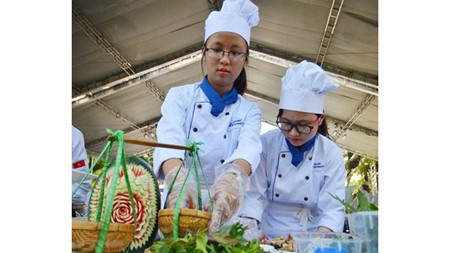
left=347, top=211, right=378, bottom=253
left=293, top=232, right=363, bottom=253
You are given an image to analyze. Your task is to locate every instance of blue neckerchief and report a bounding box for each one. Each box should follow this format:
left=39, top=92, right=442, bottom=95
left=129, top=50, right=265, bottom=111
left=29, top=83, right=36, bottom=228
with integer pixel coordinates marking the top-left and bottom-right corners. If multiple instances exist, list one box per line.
left=200, top=77, right=238, bottom=117
left=285, top=134, right=317, bottom=166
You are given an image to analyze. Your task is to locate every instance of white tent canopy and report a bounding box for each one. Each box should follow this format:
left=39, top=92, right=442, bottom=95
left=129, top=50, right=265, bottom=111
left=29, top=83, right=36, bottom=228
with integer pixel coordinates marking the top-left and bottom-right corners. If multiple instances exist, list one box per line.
left=72, top=0, right=378, bottom=160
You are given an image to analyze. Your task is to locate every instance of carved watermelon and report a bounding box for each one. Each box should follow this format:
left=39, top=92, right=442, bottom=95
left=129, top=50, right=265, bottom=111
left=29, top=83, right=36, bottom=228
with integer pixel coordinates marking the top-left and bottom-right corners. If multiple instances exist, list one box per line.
left=89, top=156, right=160, bottom=252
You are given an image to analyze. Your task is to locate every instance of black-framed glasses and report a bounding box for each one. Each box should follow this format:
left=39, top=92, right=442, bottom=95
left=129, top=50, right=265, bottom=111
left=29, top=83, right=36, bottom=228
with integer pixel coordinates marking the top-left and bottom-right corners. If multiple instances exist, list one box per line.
left=276, top=116, right=321, bottom=134
left=204, top=48, right=247, bottom=62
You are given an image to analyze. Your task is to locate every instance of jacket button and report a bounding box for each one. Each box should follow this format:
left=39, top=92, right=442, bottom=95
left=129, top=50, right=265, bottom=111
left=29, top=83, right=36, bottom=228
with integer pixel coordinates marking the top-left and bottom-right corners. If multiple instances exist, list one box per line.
left=220, top=159, right=225, bottom=164
left=193, top=127, right=198, bottom=132
left=308, top=156, right=312, bottom=160
left=197, top=104, right=202, bottom=109
left=275, top=194, right=279, bottom=197
left=188, top=153, right=192, bottom=157
left=225, top=112, right=230, bottom=116
left=278, top=174, right=282, bottom=178
left=223, top=134, right=227, bottom=139
left=304, top=197, right=308, bottom=201
left=305, top=176, right=310, bottom=180
left=281, top=154, right=286, bottom=158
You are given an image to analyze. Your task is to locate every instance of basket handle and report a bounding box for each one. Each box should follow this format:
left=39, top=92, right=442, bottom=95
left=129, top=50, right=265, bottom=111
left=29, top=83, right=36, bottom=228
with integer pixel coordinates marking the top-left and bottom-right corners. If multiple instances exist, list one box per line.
left=165, top=141, right=214, bottom=239
left=107, top=136, right=194, bottom=151
left=94, top=129, right=138, bottom=253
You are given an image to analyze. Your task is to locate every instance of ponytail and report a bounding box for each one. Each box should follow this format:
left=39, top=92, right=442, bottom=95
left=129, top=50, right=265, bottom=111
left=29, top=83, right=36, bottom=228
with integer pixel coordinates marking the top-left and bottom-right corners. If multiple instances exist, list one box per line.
left=234, top=68, right=247, bottom=95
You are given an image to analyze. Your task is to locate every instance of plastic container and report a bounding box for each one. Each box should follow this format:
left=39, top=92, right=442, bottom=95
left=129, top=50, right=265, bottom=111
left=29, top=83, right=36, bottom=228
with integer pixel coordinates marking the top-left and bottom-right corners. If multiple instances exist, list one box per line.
left=347, top=211, right=378, bottom=253
left=293, top=232, right=362, bottom=253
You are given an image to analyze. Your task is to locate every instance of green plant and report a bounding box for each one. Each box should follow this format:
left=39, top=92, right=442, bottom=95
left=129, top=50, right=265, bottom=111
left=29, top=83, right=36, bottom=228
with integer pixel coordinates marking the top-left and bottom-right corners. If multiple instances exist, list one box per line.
left=344, top=151, right=378, bottom=198
left=149, top=222, right=263, bottom=253
left=329, top=191, right=378, bottom=214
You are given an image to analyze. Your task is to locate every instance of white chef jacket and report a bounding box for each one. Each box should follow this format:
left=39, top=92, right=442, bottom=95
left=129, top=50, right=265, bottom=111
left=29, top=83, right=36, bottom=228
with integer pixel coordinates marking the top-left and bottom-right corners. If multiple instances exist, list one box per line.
left=72, top=126, right=92, bottom=206
left=240, top=129, right=346, bottom=238
left=153, top=81, right=262, bottom=207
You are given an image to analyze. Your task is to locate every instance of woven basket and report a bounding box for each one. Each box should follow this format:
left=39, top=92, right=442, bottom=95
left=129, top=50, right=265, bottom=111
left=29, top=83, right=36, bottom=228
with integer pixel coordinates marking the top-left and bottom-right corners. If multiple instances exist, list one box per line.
left=72, top=220, right=135, bottom=253
left=158, top=208, right=211, bottom=237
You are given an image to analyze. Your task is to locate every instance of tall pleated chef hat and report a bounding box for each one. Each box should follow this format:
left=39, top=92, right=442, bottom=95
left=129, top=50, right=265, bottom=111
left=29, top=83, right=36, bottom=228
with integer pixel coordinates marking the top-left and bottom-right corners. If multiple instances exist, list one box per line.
left=204, top=0, right=259, bottom=45
left=279, top=60, right=339, bottom=114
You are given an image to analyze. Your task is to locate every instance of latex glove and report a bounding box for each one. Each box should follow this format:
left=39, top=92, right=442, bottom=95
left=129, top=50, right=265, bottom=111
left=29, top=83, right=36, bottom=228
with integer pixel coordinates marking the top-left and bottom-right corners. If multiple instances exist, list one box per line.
left=317, top=226, right=333, bottom=233
left=164, top=166, right=198, bottom=209
left=237, top=216, right=261, bottom=241
left=205, top=163, right=249, bottom=233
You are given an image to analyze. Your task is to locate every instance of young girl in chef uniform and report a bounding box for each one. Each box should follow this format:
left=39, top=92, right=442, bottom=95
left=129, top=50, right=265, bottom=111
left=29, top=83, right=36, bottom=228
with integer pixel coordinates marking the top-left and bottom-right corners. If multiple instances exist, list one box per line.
left=240, top=61, right=346, bottom=239
left=153, top=0, right=262, bottom=234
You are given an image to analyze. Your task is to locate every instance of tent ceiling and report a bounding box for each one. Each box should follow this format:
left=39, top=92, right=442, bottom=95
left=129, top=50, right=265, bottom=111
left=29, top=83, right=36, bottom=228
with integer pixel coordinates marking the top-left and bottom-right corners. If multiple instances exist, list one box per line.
left=72, top=0, right=378, bottom=160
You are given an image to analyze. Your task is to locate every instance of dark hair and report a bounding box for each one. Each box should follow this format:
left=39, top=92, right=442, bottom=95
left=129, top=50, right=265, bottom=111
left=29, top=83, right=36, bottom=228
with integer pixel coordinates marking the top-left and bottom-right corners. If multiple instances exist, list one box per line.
left=277, top=109, right=331, bottom=139
left=201, top=41, right=249, bottom=95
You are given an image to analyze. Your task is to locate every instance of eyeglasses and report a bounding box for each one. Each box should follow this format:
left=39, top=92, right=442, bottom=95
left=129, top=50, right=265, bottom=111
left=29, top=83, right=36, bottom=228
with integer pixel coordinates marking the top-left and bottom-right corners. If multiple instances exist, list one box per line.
left=276, top=116, right=321, bottom=134
left=204, top=48, right=247, bottom=62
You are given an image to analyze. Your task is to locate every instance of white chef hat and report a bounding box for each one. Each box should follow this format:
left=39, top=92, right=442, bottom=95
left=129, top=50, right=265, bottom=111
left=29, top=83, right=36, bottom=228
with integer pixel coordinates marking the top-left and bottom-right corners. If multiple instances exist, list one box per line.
left=279, top=60, right=339, bottom=114
left=204, top=0, right=259, bottom=45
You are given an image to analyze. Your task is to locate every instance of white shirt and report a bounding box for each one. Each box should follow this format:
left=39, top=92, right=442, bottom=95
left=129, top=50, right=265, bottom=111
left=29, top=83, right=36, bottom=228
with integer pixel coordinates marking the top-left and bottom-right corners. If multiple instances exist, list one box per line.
left=153, top=82, right=262, bottom=206
left=241, top=129, right=346, bottom=238
left=72, top=126, right=92, bottom=205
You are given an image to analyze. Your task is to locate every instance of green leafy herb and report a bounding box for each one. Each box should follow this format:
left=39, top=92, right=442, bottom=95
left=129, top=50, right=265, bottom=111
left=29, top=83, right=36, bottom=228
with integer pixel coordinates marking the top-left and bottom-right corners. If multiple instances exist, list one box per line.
left=329, top=191, right=378, bottom=213
left=149, top=222, right=264, bottom=253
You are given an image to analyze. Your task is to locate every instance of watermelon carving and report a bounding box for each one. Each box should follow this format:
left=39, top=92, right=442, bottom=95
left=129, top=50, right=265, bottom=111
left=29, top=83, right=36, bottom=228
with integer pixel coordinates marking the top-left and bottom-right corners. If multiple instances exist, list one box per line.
left=89, top=156, right=160, bottom=252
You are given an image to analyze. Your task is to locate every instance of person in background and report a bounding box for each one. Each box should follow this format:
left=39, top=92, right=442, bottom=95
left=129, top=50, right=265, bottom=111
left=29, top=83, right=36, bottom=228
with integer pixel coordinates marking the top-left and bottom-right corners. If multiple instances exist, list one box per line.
left=153, top=0, right=262, bottom=234
left=239, top=60, right=346, bottom=239
left=72, top=125, right=92, bottom=217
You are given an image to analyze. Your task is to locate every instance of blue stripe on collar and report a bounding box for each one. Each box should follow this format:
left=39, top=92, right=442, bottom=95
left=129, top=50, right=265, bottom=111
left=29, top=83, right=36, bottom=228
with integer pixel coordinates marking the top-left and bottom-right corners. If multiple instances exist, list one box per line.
left=285, top=134, right=317, bottom=166
left=200, top=76, right=238, bottom=117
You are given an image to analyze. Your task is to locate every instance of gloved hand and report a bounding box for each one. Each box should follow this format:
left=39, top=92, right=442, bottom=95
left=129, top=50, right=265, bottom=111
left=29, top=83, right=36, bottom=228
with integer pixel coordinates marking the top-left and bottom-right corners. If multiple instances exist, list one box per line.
left=164, top=166, right=198, bottom=209
left=205, top=163, right=249, bottom=233
left=237, top=216, right=261, bottom=241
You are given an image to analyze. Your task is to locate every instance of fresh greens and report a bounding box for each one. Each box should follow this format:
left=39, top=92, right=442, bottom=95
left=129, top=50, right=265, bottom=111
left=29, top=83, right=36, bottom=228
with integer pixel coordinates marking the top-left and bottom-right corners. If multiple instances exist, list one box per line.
left=329, top=191, right=378, bottom=214
left=149, top=222, right=264, bottom=253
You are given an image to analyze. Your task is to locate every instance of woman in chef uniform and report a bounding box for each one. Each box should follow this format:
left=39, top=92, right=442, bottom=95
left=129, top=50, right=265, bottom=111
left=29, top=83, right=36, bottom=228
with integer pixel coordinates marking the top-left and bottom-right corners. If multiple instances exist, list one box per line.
left=153, top=0, right=262, bottom=233
left=240, top=60, right=346, bottom=238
